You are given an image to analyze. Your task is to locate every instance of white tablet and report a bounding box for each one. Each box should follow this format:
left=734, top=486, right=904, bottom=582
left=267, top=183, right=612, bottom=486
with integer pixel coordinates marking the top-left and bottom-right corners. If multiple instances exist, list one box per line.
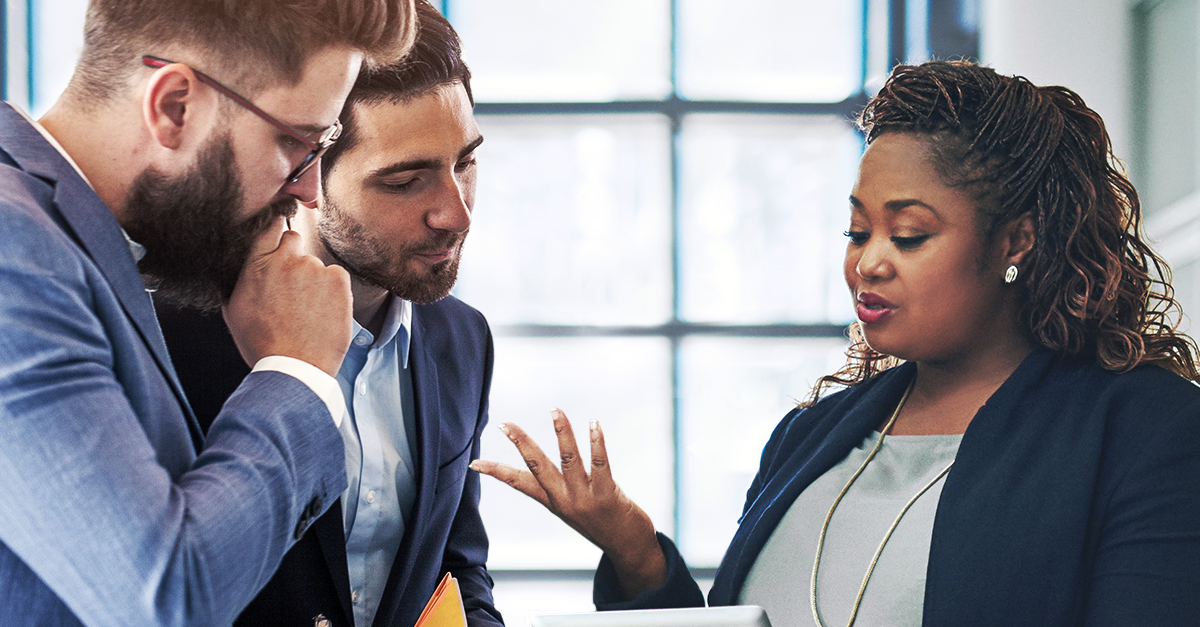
left=530, top=605, right=772, bottom=627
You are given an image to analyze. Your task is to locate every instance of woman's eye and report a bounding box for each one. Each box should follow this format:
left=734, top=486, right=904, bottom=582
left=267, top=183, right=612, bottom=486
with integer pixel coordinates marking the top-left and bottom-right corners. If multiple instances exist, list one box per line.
left=890, top=234, right=930, bottom=249
left=844, top=230, right=869, bottom=245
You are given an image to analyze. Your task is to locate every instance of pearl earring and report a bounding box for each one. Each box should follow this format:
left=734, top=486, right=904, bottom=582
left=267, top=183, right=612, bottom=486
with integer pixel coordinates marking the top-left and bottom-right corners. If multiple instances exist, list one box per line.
left=1004, top=265, right=1019, bottom=284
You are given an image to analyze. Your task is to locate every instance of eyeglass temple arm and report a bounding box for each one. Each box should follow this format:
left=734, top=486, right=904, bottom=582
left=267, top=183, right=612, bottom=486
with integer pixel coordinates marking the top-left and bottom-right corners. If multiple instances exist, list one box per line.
left=140, top=55, right=320, bottom=151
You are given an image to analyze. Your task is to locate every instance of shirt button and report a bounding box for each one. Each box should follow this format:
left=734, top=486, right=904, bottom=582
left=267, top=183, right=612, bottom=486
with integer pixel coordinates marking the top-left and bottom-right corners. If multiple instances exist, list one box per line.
left=357, top=383, right=367, bottom=395
left=366, top=490, right=377, bottom=504
left=351, top=590, right=361, bottom=604
left=354, top=335, right=369, bottom=346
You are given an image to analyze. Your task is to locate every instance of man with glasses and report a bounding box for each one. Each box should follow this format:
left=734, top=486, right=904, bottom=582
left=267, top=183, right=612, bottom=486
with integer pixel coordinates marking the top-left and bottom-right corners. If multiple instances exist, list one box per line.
left=0, top=1, right=414, bottom=625
left=159, top=3, right=502, bottom=626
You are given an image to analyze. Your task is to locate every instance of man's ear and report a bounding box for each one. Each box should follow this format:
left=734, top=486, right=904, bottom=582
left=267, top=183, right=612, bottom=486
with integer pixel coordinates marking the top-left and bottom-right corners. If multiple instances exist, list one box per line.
left=1000, top=212, right=1036, bottom=267
left=141, top=63, right=214, bottom=151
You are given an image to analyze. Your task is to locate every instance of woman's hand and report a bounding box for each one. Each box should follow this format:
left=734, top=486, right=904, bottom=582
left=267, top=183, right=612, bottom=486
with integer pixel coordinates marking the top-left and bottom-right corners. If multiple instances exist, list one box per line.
left=470, top=409, right=667, bottom=599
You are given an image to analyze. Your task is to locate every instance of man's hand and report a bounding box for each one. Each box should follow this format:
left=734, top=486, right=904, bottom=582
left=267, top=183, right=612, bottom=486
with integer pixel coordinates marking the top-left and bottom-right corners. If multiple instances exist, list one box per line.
left=471, top=409, right=667, bottom=600
left=223, top=217, right=352, bottom=377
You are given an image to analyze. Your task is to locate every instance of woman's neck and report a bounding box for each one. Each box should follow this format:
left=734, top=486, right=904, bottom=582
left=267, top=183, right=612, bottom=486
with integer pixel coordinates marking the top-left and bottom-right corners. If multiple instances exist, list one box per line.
left=890, top=334, right=1034, bottom=435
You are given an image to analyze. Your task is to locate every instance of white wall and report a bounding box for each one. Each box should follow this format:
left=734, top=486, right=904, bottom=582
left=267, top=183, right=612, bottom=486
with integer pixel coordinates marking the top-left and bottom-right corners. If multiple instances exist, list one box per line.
left=979, top=0, right=1133, bottom=163
left=982, top=0, right=1200, bottom=331
left=31, top=0, right=86, bottom=116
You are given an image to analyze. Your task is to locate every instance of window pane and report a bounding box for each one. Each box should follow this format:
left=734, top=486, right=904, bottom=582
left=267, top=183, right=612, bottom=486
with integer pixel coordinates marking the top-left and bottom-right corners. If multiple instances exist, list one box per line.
left=678, top=114, right=861, bottom=324
left=455, top=115, right=673, bottom=326
left=27, top=0, right=86, bottom=115
left=677, top=336, right=850, bottom=566
left=449, top=0, right=671, bottom=102
left=677, top=0, right=864, bottom=102
left=479, top=336, right=674, bottom=569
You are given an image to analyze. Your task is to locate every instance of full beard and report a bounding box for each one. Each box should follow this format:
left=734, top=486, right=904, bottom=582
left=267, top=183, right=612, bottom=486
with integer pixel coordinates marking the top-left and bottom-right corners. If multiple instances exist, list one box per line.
left=317, top=194, right=464, bottom=305
left=123, top=135, right=296, bottom=311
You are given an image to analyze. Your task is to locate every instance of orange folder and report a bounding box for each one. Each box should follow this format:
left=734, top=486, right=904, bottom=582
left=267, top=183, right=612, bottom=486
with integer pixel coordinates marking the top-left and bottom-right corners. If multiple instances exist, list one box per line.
left=414, top=572, right=467, bottom=627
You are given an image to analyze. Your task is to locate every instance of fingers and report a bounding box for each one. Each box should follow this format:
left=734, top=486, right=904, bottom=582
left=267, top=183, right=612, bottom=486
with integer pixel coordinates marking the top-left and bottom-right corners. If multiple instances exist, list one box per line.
left=248, top=215, right=288, bottom=259
left=222, top=215, right=352, bottom=375
left=469, top=459, right=550, bottom=507
left=552, top=409, right=590, bottom=495
left=588, top=419, right=616, bottom=497
left=496, top=421, right=567, bottom=499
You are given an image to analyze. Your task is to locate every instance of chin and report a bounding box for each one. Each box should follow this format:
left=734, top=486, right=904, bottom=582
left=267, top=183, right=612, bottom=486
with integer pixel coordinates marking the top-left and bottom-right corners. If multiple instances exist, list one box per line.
left=860, top=330, right=909, bottom=362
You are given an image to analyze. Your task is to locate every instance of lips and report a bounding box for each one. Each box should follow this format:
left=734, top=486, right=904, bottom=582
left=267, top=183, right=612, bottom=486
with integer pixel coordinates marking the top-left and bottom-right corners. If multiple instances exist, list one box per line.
left=856, top=292, right=896, bottom=324
left=414, top=248, right=456, bottom=264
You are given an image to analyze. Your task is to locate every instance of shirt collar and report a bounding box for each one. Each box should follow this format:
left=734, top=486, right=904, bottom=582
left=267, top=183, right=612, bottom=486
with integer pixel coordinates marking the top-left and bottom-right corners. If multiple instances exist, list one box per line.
left=12, top=105, right=146, bottom=262
left=352, top=295, right=413, bottom=369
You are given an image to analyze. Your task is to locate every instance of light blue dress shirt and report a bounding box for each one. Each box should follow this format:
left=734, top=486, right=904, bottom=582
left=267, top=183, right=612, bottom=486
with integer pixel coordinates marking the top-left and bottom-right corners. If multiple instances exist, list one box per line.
left=335, top=295, right=418, bottom=627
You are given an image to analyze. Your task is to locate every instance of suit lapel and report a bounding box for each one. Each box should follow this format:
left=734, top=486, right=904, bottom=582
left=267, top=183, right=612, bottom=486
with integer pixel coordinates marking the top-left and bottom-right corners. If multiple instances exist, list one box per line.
left=373, top=308, right=442, bottom=626
left=0, top=103, right=203, bottom=450
left=710, top=364, right=916, bottom=604
left=314, top=501, right=355, bottom=626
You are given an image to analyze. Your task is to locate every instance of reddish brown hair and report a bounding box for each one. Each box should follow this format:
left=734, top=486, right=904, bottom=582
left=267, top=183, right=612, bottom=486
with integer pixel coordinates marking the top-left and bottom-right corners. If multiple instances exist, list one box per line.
left=67, top=0, right=416, bottom=106
left=806, top=60, right=1198, bottom=406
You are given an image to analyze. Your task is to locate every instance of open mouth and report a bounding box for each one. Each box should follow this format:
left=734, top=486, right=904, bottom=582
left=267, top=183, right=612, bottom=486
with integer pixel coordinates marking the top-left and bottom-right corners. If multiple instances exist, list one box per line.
left=856, top=292, right=895, bottom=323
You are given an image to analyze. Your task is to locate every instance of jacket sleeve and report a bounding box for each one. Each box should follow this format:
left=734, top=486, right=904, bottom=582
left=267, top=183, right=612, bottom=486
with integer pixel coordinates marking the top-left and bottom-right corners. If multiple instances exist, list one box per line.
left=592, top=532, right=706, bottom=610
left=1082, top=392, right=1200, bottom=625
left=0, top=184, right=346, bottom=627
left=441, top=319, right=504, bottom=627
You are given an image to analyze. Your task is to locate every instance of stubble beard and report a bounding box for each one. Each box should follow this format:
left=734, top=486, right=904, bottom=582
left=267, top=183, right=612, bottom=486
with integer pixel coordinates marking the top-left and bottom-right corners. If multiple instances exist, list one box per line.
left=316, top=194, right=465, bottom=305
left=123, top=135, right=296, bottom=311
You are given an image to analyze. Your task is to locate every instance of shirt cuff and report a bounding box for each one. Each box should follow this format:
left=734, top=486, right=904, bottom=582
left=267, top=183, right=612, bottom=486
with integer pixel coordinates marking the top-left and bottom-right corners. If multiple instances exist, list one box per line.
left=251, top=356, right=345, bottom=428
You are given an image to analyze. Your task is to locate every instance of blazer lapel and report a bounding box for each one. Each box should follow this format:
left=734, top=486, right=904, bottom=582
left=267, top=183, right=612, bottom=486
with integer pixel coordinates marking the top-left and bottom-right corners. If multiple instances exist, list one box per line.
left=0, top=103, right=203, bottom=450
left=313, top=501, right=355, bottom=626
left=710, top=363, right=917, bottom=603
left=373, top=309, right=442, bottom=626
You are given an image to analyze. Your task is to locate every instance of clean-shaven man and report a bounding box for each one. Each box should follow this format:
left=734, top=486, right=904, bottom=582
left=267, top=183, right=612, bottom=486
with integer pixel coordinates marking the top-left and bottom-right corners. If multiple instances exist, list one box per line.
left=0, top=0, right=415, bottom=625
left=157, top=2, right=502, bottom=626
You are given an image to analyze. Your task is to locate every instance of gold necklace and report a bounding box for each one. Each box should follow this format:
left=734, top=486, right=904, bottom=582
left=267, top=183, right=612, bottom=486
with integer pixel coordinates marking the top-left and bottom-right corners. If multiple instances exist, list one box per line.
left=809, top=380, right=955, bottom=627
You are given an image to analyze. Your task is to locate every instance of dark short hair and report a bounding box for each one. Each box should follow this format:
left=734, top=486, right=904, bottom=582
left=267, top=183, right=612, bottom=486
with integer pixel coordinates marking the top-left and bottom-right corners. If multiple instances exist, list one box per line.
left=319, top=0, right=472, bottom=178
left=67, top=0, right=416, bottom=108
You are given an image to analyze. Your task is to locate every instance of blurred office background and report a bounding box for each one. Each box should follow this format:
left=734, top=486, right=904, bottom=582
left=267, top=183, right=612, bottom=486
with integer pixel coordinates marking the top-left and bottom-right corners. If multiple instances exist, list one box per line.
left=4, top=0, right=1196, bottom=623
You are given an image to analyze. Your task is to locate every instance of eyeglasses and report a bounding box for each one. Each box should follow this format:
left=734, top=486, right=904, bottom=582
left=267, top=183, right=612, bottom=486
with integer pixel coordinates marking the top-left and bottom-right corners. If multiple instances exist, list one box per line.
left=141, top=55, right=341, bottom=184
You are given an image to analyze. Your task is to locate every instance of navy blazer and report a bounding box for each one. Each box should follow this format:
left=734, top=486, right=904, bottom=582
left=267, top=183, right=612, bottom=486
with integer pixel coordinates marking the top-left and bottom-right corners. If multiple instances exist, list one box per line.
left=596, top=349, right=1200, bottom=625
left=158, top=295, right=503, bottom=627
left=0, top=104, right=345, bottom=626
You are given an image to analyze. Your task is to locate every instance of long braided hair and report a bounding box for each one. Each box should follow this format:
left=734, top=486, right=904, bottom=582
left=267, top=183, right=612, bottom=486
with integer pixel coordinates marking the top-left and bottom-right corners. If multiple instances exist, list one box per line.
left=804, top=60, right=1198, bottom=406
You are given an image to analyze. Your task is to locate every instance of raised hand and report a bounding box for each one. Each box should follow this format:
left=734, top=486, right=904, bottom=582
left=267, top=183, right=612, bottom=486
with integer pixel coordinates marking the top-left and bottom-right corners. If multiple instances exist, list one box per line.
left=471, top=409, right=667, bottom=599
left=223, top=216, right=353, bottom=377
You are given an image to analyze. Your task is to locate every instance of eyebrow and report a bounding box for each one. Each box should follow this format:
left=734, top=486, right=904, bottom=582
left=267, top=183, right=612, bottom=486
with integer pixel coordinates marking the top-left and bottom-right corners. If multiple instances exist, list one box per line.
left=849, top=195, right=941, bottom=217
left=369, top=134, right=485, bottom=179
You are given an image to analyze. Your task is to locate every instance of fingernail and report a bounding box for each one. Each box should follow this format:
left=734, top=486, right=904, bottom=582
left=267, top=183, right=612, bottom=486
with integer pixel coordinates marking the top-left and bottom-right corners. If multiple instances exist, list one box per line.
left=469, top=461, right=482, bottom=471
left=498, top=423, right=511, bottom=437
left=590, top=420, right=599, bottom=440
left=551, top=408, right=564, bottom=420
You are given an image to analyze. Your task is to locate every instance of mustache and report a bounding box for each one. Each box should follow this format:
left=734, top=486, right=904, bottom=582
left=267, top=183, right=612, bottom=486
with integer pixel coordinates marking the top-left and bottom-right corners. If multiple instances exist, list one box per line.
left=405, top=230, right=466, bottom=255
left=236, top=198, right=299, bottom=237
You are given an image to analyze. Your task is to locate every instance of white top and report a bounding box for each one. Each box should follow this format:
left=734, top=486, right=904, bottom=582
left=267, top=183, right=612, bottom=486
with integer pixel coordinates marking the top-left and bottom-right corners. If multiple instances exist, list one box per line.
left=740, top=430, right=962, bottom=627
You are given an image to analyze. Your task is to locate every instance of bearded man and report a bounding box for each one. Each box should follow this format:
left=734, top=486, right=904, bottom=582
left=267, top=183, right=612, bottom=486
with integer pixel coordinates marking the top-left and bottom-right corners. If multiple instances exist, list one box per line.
left=157, top=3, right=502, bottom=626
left=0, top=0, right=418, bottom=625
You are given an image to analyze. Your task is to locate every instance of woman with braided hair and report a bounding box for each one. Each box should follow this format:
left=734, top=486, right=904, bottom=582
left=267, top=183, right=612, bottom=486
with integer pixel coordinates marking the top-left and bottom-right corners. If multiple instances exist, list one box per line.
left=473, top=60, right=1200, bottom=626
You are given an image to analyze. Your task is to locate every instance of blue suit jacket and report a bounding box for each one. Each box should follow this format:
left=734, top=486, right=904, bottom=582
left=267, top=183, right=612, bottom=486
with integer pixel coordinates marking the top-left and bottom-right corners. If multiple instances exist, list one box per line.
left=158, top=295, right=503, bottom=627
left=596, top=349, right=1200, bottom=625
left=0, top=103, right=347, bottom=626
